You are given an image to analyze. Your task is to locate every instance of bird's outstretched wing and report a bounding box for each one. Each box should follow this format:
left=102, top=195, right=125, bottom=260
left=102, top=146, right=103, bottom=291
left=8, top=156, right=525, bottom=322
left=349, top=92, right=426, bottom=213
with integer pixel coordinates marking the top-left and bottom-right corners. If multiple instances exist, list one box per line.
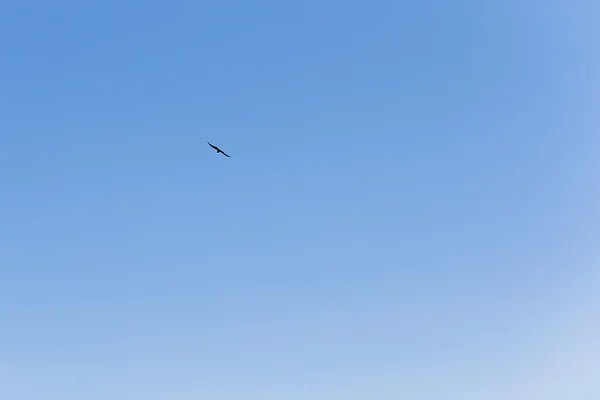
left=221, top=151, right=231, bottom=157
left=207, top=141, right=219, bottom=151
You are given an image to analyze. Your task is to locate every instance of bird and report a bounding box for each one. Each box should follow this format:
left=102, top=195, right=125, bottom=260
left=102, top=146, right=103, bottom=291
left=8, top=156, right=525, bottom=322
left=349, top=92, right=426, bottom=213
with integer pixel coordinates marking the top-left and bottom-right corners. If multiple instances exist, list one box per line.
left=207, top=142, right=231, bottom=157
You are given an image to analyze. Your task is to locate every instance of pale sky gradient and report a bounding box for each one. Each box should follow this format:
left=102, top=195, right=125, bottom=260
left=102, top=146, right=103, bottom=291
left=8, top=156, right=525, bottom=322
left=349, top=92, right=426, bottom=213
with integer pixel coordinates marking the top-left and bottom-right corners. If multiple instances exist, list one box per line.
left=0, top=1, right=598, bottom=399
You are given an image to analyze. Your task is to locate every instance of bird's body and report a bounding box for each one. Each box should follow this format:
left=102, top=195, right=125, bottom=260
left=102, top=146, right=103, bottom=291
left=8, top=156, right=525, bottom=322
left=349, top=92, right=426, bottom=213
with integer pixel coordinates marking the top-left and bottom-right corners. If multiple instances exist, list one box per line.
left=207, top=142, right=231, bottom=157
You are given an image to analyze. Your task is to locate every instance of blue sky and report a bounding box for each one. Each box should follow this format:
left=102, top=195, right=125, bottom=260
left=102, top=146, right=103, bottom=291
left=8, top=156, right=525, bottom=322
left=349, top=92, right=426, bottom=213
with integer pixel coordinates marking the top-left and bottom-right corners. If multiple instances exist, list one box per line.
left=0, top=1, right=598, bottom=399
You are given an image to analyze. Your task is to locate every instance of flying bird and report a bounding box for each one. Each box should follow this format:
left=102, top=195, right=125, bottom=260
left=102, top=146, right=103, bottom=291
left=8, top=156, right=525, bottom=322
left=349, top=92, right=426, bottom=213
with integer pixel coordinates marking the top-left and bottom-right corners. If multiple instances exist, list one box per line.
left=207, top=142, right=231, bottom=157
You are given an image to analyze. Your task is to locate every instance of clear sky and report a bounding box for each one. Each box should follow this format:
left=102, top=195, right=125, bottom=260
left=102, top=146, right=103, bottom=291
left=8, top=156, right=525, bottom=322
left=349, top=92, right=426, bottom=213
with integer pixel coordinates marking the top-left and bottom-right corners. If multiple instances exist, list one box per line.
left=0, top=1, right=598, bottom=399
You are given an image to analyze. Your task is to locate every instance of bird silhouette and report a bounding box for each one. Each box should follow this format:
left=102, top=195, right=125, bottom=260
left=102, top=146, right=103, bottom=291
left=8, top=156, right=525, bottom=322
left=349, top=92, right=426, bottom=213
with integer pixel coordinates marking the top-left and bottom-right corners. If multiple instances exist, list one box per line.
left=207, top=142, right=231, bottom=157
